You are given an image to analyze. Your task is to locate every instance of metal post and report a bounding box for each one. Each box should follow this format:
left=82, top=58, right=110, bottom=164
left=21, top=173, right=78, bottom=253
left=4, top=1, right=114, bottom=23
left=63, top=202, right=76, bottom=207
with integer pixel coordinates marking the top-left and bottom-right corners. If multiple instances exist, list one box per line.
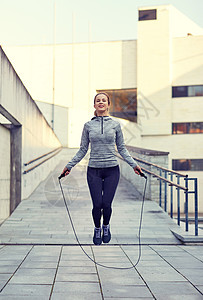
left=177, top=176, right=180, bottom=226
left=185, top=177, right=189, bottom=232
left=194, top=178, right=198, bottom=236
left=159, top=169, right=162, bottom=207
left=170, top=173, right=173, bottom=218
left=164, top=171, right=167, bottom=212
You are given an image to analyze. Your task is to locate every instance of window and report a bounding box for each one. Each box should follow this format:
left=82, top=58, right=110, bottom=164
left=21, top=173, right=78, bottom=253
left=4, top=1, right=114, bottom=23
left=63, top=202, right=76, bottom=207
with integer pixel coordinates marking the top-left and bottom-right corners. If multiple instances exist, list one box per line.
left=172, top=122, right=203, bottom=134
left=172, top=85, right=203, bottom=98
left=97, top=89, right=137, bottom=122
left=172, top=159, right=203, bottom=171
left=138, top=9, right=157, bottom=21
left=188, top=86, right=203, bottom=97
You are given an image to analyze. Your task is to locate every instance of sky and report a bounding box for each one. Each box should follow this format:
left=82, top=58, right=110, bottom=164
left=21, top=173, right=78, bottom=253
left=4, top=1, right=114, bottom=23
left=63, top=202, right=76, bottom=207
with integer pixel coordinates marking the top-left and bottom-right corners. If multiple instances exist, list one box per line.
left=0, top=0, right=202, bottom=46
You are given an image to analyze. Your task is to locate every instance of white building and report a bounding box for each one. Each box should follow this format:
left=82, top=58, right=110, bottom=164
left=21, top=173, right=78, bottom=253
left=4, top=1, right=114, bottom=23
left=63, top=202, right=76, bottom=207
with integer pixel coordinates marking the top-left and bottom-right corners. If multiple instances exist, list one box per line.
left=3, top=5, right=203, bottom=211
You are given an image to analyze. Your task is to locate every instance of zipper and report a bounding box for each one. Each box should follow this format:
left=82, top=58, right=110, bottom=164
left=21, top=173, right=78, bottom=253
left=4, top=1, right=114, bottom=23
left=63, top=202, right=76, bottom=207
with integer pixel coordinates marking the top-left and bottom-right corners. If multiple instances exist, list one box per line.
left=101, top=117, right=103, bottom=134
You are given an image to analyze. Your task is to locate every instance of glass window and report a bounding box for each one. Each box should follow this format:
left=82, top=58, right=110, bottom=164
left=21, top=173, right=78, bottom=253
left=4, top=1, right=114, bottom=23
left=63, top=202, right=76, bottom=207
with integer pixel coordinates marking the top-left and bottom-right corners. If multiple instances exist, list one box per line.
left=172, top=122, right=203, bottom=134
left=172, top=85, right=203, bottom=98
left=172, top=86, right=187, bottom=97
left=188, top=86, right=203, bottom=97
left=189, top=122, right=203, bottom=133
left=172, top=159, right=203, bottom=171
left=97, top=89, right=137, bottom=122
left=138, top=9, right=157, bottom=21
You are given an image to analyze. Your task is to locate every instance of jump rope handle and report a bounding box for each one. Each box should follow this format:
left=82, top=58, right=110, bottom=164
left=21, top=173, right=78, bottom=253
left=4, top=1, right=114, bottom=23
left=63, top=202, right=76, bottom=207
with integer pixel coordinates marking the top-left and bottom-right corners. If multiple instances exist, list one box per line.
left=58, top=172, right=66, bottom=180
left=138, top=170, right=147, bottom=179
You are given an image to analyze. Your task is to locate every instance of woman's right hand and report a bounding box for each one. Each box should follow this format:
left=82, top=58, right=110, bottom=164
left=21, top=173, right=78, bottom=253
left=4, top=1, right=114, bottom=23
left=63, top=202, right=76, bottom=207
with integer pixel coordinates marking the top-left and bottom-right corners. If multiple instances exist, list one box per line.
left=62, top=167, right=71, bottom=177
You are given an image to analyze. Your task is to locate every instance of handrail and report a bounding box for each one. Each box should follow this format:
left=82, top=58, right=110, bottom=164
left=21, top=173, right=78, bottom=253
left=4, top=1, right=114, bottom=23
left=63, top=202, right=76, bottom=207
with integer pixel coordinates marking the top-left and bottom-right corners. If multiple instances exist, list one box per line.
left=140, top=166, right=187, bottom=191
left=117, top=154, right=187, bottom=191
left=23, top=148, right=62, bottom=174
left=132, top=155, right=187, bottom=178
left=24, top=147, right=62, bottom=166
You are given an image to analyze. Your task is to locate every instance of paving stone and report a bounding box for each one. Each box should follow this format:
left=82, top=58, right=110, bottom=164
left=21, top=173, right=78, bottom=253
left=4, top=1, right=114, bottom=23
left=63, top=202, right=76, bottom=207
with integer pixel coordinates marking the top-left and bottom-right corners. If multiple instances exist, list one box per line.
left=176, top=268, right=203, bottom=285
left=155, top=295, right=203, bottom=300
left=20, top=261, right=58, bottom=269
left=0, top=266, right=18, bottom=273
left=51, top=292, right=102, bottom=300
left=0, top=260, right=22, bottom=266
left=52, top=281, right=100, bottom=293
left=56, top=272, right=98, bottom=282
left=25, top=255, right=59, bottom=262
left=9, top=275, right=54, bottom=285
left=0, top=284, right=52, bottom=296
left=59, top=259, right=93, bottom=267
left=0, top=296, right=48, bottom=300
left=57, top=266, right=97, bottom=274
left=136, top=266, right=187, bottom=282
left=10, top=268, right=56, bottom=284
left=162, top=257, right=203, bottom=269
left=147, top=281, right=202, bottom=298
left=102, top=284, right=152, bottom=298
left=100, top=274, right=145, bottom=285
left=104, top=298, right=153, bottom=300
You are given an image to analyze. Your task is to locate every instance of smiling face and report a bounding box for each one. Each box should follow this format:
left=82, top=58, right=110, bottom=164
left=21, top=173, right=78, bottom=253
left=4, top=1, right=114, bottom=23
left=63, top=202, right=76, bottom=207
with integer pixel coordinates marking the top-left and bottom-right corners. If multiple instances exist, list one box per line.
left=94, top=93, right=110, bottom=116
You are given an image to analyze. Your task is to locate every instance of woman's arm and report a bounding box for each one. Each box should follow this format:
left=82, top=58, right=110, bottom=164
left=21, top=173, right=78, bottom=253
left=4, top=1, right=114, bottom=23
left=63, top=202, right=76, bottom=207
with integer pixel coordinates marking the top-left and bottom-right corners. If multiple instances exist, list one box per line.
left=116, top=123, right=142, bottom=175
left=62, top=123, right=89, bottom=174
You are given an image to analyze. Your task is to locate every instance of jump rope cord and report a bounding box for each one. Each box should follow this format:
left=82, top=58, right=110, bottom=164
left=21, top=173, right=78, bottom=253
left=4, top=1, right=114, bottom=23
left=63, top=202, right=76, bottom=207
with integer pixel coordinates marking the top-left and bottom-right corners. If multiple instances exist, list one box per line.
left=58, top=176, right=147, bottom=270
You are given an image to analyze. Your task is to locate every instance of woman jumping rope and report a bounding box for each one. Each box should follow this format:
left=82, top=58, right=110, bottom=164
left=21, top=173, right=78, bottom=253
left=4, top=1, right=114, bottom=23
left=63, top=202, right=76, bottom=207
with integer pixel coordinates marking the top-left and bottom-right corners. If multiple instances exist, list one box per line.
left=61, top=92, right=142, bottom=245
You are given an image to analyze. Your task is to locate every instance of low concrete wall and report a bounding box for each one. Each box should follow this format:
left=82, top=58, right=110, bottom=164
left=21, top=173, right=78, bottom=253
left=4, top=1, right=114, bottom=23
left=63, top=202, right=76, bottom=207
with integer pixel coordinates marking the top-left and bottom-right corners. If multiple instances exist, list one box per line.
left=118, top=146, right=169, bottom=202
left=0, top=46, right=62, bottom=214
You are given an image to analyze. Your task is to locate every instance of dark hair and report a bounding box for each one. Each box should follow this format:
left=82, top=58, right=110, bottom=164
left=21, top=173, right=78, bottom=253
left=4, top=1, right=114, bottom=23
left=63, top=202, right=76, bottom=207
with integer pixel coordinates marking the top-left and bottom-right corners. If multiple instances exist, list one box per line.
left=94, top=92, right=110, bottom=105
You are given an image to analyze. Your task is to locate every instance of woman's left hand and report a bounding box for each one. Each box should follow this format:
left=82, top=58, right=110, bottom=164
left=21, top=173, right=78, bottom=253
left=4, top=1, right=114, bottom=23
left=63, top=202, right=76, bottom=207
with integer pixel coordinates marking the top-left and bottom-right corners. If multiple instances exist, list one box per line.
left=134, top=165, right=142, bottom=176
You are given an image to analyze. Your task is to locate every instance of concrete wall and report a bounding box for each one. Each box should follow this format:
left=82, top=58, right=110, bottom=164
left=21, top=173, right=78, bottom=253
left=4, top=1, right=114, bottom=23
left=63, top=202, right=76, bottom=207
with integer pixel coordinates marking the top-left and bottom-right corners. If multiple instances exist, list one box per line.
left=0, top=125, right=10, bottom=222
left=0, top=46, right=61, bottom=212
left=172, top=36, right=203, bottom=86
left=35, top=100, right=69, bottom=147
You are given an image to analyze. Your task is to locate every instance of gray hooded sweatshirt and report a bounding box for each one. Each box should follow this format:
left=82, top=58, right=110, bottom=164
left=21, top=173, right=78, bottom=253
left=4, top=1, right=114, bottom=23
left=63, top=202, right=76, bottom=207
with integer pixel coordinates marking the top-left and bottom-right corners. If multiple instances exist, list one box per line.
left=66, top=116, right=137, bottom=170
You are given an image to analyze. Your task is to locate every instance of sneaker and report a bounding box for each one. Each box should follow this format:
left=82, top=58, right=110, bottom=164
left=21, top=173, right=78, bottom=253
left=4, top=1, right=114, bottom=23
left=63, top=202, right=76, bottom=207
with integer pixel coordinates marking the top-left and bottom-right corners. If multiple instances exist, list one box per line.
left=93, top=227, right=102, bottom=245
left=102, top=224, right=111, bottom=243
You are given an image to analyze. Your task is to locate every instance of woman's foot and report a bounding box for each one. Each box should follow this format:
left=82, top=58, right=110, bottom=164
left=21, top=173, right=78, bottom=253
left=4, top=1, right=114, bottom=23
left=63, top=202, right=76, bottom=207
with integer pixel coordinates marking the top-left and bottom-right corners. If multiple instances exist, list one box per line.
left=93, top=227, right=102, bottom=245
left=102, top=224, right=111, bottom=243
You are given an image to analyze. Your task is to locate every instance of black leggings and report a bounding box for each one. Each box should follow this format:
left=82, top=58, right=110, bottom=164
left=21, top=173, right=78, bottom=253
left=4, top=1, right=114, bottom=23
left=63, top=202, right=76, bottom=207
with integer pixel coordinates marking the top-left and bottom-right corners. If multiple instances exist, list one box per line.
left=87, top=165, right=120, bottom=228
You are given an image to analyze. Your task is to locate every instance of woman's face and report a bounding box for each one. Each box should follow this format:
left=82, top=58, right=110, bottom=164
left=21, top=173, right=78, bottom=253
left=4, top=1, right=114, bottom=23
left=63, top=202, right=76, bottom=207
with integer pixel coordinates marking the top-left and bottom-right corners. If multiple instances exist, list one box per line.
left=94, top=94, right=110, bottom=114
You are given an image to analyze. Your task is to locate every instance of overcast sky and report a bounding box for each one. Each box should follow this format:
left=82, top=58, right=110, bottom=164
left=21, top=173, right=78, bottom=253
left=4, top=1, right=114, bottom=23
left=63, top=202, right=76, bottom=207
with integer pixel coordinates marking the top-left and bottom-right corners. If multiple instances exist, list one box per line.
left=0, top=0, right=202, bottom=45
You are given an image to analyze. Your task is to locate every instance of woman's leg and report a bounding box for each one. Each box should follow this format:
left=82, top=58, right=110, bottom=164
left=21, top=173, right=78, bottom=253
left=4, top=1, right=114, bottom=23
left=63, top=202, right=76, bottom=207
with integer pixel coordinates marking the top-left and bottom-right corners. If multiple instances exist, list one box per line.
left=87, top=167, right=103, bottom=228
left=102, top=165, right=120, bottom=225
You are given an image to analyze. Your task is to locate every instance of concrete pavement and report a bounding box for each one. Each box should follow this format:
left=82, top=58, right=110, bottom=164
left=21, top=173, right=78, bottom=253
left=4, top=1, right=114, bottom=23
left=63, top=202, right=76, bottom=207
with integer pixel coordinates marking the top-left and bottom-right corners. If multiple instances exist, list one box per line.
left=0, top=155, right=202, bottom=299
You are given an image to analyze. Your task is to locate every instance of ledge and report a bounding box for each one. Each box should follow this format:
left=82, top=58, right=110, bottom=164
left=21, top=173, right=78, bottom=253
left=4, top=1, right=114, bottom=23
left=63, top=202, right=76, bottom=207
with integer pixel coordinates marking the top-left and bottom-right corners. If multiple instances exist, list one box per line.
left=171, top=229, right=203, bottom=244
left=126, top=145, right=169, bottom=156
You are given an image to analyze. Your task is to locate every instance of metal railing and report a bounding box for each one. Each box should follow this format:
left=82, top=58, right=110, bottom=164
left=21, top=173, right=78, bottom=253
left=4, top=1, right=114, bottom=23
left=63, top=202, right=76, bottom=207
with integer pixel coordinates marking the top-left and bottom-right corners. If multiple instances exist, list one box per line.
left=23, top=147, right=62, bottom=174
left=132, top=155, right=199, bottom=236
left=117, top=152, right=199, bottom=236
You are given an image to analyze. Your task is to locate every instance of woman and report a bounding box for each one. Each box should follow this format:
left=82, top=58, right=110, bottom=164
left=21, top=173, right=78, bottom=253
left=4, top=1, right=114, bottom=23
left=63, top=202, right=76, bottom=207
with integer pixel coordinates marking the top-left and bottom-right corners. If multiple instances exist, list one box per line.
left=61, top=92, right=142, bottom=245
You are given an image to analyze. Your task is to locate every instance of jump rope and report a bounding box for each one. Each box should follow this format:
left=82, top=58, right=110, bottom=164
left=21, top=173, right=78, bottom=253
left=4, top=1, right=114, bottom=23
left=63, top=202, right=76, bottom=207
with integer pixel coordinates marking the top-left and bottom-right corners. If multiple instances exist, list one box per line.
left=58, top=170, right=147, bottom=270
